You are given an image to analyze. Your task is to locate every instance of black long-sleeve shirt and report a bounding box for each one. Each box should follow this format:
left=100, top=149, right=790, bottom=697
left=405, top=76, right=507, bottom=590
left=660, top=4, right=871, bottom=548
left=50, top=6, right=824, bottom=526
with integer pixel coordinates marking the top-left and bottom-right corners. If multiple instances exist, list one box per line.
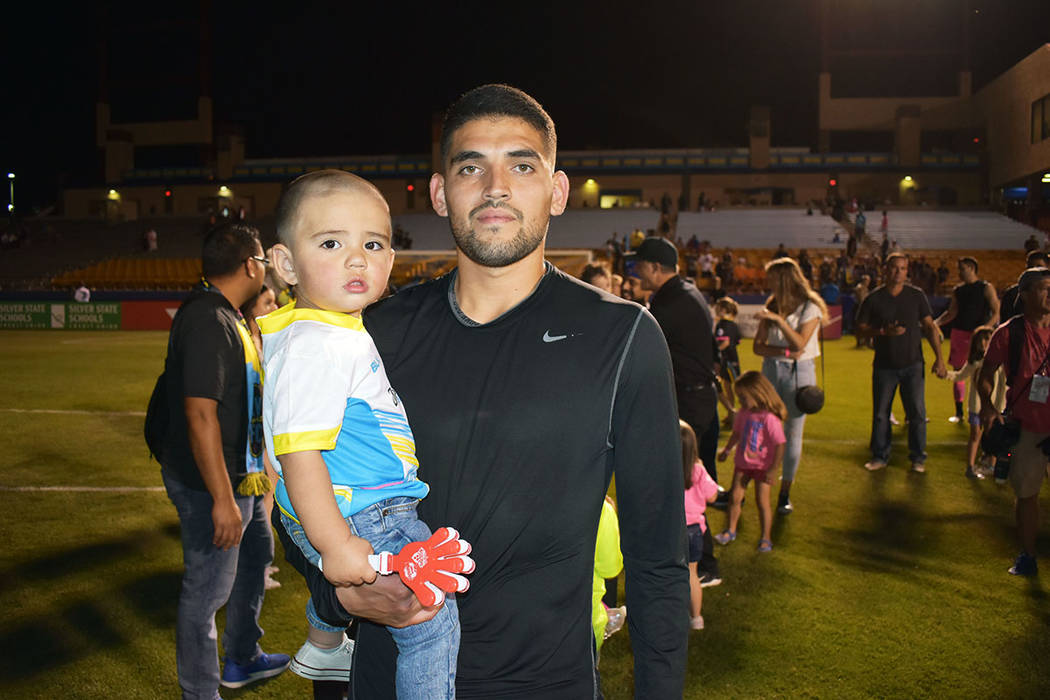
left=647, top=275, right=719, bottom=431
left=294, top=264, right=689, bottom=699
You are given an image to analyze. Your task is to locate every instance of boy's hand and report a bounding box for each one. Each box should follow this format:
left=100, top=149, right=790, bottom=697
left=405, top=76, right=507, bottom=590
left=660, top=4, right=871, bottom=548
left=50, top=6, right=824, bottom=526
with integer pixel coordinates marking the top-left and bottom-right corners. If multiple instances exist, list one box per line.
left=318, top=535, right=378, bottom=587
left=717, top=449, right=729, bottom=462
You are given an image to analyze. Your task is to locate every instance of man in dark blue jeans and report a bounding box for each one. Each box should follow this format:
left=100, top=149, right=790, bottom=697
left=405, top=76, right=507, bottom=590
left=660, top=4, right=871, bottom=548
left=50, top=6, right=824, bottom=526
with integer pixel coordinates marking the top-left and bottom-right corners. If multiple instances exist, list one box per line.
left=855, top=253, right=947, bottom=473
left=160, top=223, right=289, bottom=699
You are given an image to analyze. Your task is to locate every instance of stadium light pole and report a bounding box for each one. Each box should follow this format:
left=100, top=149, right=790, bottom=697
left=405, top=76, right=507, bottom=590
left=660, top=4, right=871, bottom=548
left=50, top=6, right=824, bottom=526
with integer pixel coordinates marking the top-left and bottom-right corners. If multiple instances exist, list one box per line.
left=6, top=172, right=13, bottom=215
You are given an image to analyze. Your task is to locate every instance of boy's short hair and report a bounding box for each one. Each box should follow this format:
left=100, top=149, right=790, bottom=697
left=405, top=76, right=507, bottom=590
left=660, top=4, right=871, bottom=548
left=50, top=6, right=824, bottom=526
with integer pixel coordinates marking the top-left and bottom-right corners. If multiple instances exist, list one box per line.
left=958, top=256, right=979, bottom=274
left=202, top=222, right=260, bottom=279
left=440, top=84, right=556, bottom=164
left=714, top=297, right=738, bottom=316
left=275, top=169, right=388, bottom=246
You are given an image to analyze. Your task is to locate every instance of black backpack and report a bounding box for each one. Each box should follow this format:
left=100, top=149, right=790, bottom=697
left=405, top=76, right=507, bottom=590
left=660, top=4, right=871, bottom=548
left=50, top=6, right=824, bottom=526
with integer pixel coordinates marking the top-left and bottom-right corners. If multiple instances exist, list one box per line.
left=144, top=370, right=168, bottom=461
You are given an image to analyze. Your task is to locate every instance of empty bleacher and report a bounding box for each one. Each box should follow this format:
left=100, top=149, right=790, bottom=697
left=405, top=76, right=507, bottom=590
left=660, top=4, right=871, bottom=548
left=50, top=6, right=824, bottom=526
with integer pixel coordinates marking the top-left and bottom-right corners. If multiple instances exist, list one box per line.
left=52, top=257, right=202, bottom=290
left=676, top=209, right=848, bottom=250
left=393, top=209, right=660, bottom=249
left=853, top=210, right=1041, bottom=250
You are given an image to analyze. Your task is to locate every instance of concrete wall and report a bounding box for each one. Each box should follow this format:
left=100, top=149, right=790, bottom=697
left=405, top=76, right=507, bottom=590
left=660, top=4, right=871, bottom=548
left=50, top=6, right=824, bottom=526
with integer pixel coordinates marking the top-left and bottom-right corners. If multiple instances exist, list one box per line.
left=96, top=97, right=213, bottom=148
left=975, top=44, right=1050, bottom=187
left=818, top=72, right=976, bottom=132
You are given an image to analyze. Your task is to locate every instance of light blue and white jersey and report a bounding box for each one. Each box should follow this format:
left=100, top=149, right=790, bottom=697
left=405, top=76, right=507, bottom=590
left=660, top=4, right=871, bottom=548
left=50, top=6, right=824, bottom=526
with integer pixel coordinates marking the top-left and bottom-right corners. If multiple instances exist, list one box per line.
left=259, top=302, right=428, bottom=522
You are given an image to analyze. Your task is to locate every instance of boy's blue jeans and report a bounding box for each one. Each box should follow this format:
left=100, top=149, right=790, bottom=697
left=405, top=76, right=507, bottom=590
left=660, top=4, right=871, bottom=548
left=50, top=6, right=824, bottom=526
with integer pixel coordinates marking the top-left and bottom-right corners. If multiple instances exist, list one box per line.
left=162, top=471, right=273, bottom=700
left=282, top=497, right=459, bottom=700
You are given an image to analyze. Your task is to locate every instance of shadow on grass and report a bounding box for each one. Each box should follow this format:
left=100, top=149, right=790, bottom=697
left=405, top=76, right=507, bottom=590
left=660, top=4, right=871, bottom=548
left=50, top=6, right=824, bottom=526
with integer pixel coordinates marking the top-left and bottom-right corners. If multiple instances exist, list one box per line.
left=0, top=522, right=180, bottom=595
left=120, top=571, right=180, bottom=628
left=0, top=599, right=126, bottom=680
left=683, top=552, right=793, bottom=690
left=0, top=523, right=183, bottom=682
left=996, top=576, right=1050, bottom=698
left=818, top=473, right=943, bottom=576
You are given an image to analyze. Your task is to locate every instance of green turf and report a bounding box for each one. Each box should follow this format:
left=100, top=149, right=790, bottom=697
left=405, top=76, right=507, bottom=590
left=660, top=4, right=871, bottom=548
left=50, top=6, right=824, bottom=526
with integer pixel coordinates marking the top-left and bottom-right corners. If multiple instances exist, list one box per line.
left=1, top=330, right=1048, bottom=699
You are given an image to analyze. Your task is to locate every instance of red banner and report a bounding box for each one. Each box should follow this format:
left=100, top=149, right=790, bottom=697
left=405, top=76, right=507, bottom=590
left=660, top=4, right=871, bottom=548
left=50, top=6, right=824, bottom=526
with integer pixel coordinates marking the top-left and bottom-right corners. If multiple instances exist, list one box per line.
left=823, top=304, right=843, bottom=340
left=120, top=300, right=183, bottom=330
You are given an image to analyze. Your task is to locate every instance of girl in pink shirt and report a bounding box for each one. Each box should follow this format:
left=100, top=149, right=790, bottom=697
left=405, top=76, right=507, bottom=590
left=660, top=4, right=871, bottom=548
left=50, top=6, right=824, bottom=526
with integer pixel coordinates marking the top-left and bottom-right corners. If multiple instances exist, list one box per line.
left=714, top=372, right=787, bottom=552
left=681, top=420, right=719, bottom=630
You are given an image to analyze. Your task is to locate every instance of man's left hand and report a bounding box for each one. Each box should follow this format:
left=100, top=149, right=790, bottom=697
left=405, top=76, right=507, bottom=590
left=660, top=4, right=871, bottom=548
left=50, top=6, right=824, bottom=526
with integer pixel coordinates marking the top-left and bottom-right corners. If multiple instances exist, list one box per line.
left=932, top=360, right=947, bottom=379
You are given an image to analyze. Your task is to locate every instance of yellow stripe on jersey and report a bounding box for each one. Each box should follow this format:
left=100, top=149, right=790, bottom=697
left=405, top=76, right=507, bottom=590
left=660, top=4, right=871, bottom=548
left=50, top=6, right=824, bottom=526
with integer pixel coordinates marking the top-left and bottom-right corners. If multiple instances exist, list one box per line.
left=258, top=301, right=365, bottom=335
left=273, top=428, right=341, bottom=455
left=386, top=436, right=419, bottom=466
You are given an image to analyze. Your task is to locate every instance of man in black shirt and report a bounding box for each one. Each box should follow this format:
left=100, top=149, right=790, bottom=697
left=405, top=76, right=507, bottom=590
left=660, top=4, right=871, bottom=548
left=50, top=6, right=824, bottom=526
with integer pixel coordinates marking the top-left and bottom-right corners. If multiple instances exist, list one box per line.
left=935, top=256, right=1000, bottom=423
left=280, top=85, right=688, bottom=699
left=161, top=223, right=290, bottom=698
left=1000, top=250, right=1048, bottom=319
left=856, top=253, right=947, bottom=473
left=632, top=236, right=721, bottom=481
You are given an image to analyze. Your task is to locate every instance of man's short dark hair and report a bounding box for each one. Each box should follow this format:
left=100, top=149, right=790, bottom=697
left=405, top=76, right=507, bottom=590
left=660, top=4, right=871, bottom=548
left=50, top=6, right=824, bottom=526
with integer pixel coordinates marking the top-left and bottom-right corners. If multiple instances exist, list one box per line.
left=440, top=84, right=556, bottom=164
left=1026, top=250, right=1048, bottom=268
left=958, top=256, right=978, bottom=274
left=1018, top=266, right=1050, bottom=294
left=202, top=222, right=260, bottom=279
left=579, top=263, right=610, bottom=285
left=885, top=252, right=907, bottom=268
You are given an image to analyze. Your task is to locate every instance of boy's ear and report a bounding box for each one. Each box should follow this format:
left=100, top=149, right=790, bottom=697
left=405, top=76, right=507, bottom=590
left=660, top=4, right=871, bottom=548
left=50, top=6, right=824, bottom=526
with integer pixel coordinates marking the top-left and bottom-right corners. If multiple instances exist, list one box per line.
left=270, top=244, right=299, bottom=286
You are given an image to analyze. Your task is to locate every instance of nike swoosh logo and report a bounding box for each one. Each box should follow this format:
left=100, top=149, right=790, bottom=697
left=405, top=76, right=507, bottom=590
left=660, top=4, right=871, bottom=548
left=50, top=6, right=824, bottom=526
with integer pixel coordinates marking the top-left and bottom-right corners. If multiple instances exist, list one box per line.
left=542, top=330, right=568, bottom=343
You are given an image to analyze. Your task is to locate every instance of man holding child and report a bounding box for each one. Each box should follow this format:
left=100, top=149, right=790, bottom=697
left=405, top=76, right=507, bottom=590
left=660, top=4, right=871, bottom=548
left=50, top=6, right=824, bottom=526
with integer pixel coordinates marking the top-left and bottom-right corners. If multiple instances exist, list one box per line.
left=276, top=84, right=689, bottom=698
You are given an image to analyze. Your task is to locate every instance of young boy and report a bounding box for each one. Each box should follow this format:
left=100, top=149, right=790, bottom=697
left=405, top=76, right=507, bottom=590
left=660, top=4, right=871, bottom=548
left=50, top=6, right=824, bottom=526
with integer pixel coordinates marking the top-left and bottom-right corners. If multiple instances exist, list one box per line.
left=260, top=169, right=460, bottom=699
left=714, top=298, right=742, bottom=426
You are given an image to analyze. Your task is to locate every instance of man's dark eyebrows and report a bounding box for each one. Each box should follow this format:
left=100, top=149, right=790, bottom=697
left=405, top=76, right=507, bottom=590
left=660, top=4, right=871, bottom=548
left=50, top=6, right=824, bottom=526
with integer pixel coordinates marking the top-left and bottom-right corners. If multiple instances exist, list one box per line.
left=450, top=150, right=485, bottom=165
left=507, top=149, right=541, bottom=159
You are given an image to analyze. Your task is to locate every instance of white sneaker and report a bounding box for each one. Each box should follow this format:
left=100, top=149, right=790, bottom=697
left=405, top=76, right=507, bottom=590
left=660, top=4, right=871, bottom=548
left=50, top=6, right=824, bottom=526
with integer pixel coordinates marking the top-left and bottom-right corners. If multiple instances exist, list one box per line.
left=289, top=635, right=355, bottom=682
left=864, top=460, right=887, bottom=472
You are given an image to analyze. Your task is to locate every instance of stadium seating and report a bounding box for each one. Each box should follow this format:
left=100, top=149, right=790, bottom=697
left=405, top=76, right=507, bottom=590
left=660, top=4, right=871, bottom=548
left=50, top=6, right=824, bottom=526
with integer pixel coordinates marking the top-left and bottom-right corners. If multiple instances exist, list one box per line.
left=676, top=209, right=847, bottom=250
left=52, top=257, right=203, bottom=290
left=392, top=209, right=661, bottom=250
left=850, top=210, right=1039, bottom=250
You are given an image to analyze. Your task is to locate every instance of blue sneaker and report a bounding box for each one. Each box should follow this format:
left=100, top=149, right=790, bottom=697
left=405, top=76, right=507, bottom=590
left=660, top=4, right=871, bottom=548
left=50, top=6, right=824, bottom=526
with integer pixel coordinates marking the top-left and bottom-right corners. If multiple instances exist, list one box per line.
left=1008, top=552, right=1037, bottom=577
left=220, top=651, right=291, bottom=688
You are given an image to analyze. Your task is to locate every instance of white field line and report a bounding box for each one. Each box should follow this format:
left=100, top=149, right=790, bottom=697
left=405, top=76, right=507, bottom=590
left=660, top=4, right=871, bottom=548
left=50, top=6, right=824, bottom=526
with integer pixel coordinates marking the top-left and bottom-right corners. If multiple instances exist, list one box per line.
left=0, top=485, right=164, bottom=492
left=0, top=408, right=145, bottom=417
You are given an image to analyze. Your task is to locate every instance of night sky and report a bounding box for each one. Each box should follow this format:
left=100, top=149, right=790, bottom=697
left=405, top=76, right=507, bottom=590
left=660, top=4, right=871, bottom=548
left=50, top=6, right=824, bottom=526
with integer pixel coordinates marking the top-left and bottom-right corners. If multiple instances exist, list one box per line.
left=5, top=0, right=1048, bottom=211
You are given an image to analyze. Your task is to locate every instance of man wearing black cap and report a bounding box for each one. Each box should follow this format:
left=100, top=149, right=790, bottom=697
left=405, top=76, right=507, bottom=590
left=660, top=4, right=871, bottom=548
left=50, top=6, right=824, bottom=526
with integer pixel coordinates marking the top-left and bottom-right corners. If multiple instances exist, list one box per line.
left=633, top=237, right=721, bottom=480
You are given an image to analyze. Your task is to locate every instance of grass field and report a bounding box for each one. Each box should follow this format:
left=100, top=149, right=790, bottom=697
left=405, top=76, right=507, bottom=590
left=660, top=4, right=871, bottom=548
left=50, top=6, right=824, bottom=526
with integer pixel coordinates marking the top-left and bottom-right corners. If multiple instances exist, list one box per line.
left=1, top=329, right=1048, bottom=699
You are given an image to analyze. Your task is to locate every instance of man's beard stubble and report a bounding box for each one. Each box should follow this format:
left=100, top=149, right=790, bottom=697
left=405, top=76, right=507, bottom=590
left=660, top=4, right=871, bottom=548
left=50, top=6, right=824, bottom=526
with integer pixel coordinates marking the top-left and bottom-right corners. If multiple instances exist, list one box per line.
left=450, top=203, right=548, bottom=268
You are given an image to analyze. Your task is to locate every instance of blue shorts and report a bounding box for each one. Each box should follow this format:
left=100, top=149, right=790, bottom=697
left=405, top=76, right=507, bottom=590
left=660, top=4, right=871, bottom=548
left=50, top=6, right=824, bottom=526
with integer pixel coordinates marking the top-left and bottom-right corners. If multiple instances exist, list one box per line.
left=687, top=523, right=704, bottom=563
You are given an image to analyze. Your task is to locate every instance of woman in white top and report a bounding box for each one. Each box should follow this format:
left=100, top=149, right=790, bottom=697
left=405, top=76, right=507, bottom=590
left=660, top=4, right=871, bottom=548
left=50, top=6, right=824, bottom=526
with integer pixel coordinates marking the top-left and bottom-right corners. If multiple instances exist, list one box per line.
left=752, top=258, right=828, bottom=515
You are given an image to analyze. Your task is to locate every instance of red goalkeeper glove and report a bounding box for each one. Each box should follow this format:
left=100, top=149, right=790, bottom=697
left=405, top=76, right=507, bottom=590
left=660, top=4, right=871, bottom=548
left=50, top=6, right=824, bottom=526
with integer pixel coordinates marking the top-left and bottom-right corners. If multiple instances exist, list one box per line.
left=368, top=527, right=475, bottom=607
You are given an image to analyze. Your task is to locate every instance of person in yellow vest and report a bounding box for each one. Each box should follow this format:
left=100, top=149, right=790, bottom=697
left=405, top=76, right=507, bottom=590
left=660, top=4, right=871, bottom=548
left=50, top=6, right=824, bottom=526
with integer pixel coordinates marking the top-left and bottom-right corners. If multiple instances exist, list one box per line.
left=592, top=495, right=625, bottom=657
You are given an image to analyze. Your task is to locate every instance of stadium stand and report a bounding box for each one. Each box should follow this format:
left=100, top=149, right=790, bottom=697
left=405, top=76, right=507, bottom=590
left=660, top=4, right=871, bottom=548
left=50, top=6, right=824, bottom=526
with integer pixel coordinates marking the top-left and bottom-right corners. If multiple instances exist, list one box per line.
left=851, top=210, right=1041, bottom=250
left=393, top=209, right=661, bottom=250
left=676, top=209, right=847, bottom=249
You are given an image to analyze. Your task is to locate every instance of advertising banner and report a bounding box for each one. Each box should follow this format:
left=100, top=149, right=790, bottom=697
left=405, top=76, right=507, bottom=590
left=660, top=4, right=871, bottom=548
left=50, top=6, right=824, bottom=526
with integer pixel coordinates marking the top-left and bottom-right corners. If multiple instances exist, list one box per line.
left=0, top=302, right=122, bottom=330
left=121, top=300, right=182, bottom=331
